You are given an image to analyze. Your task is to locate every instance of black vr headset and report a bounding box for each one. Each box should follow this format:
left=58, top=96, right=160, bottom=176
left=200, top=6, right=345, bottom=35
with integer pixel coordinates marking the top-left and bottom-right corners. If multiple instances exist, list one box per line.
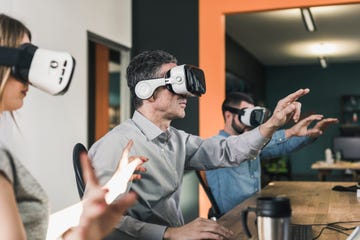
left=223, top=105, right=272, bottom=128
left=134, top=64, right=206, bottom=99
left=0, top=43, right=75, bottom=95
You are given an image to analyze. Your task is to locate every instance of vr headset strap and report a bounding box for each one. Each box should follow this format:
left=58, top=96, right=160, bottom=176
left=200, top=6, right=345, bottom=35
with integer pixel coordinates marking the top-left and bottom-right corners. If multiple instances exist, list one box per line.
left=0, top=46, right=33, bottom=68
left=222, top=106, right=245, bottom=115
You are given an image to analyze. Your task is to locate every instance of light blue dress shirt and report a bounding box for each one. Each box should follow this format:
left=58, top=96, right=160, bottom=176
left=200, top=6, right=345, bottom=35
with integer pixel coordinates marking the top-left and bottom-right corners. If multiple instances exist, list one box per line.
left=88, top=111, right=270, bottom=240
left=205, top=129, right=314, bottom=215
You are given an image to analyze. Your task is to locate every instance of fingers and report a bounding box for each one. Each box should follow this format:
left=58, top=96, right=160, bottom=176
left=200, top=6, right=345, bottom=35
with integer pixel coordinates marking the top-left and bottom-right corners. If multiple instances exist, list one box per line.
left=135, top=165, right=147, bottom=172
left=299, top=114, right=324, bottom=126
left=306, top=128, right=323, bottom=137
left=112, top=191, right=137, bottom=214
left=279, top=102, right=296, bottom=119
left=303, top=114, right=324, bottom=122
left=194, top=218, right=233, bottom=239
left=320, top=118, right=339, bottom=124
left=202, top=220, right=233, bottom=239
left=119, top=140, right=134, bottom=170
left=315, top=118, right=339, bottom=130
left=292, top=102, right=302, bottom=122
left=118, top=141, right=149, bottom=173
left=275, top=89, right=309, bottom=117
left=129, top=155, right=149, bottom=165
left=80, top=153, right=99, bottom=187
left=283, top=88, right=310, bottom=103
left=130, top=174, right=143, bottom=181
left=81, top=186, right=108, bottom=221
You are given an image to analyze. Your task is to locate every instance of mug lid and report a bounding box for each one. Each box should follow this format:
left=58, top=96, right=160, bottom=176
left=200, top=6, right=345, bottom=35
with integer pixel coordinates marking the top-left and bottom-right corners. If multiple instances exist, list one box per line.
left=256, top=196, right=292, bottom=218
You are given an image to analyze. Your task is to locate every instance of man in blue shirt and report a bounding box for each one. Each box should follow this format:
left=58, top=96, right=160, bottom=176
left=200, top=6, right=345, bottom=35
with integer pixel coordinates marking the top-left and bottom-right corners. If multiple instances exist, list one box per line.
left=206, top=92, right=338, bottom=215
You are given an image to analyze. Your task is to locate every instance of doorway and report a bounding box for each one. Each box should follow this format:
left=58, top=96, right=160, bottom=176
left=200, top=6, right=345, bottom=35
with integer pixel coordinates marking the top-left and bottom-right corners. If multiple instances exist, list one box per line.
left=87, top=32, right=131, bottom=146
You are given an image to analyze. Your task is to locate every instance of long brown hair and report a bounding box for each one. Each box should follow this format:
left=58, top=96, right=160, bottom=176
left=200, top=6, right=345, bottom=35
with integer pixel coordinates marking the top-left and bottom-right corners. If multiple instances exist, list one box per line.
left=0, top=14, right=31, bottom=101
left=0, top=14, right=31, bottom=128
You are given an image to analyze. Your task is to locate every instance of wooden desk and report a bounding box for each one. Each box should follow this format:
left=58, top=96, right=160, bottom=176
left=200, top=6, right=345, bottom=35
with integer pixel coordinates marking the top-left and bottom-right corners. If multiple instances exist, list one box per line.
left=311, top=161, right=360, bottom=181
left=218, top=181, right=360, bottom=240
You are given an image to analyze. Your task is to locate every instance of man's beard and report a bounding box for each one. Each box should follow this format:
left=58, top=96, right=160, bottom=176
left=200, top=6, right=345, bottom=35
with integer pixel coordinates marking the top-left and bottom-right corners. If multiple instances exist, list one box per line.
left=231, top=116, right=245, bottom=135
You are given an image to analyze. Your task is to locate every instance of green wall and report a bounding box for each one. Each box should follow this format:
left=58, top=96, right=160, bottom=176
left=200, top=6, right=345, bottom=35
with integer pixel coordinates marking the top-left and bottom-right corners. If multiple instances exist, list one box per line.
left=132, top=0, right=199, bottom=223
left=265, top=62, right=360, bottom=176
left=226, top=34, right=266, bottom=103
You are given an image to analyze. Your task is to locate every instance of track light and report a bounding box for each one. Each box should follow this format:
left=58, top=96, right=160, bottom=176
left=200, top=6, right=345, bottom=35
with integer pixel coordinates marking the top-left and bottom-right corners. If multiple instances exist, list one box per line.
left=301, top=8, right=316, bottom=32
left=319, top=57, right=327, bottom=69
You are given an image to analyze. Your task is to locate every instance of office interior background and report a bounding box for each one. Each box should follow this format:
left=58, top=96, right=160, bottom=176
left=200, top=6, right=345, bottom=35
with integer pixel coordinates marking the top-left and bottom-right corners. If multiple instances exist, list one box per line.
left=2, top=0, right=360, bottom=223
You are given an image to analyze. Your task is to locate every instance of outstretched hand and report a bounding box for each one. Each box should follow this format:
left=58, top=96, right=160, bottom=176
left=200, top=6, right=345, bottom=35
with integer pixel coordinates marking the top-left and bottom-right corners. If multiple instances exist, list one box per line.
left=312, top=117, right=339, bottom=135
left=285, top=114, right=338, bottom=138
left=260, top=88, right=310, bottom=138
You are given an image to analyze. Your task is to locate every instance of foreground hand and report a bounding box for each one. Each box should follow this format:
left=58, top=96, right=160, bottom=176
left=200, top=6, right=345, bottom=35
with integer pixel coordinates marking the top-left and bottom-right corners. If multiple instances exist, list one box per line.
left=260, top=88, right=310, bottom=138
left=62, top=153, right=137, bottom=240
left=163, top=217, right=233, bottom=240
left=63, top=141, right=148, bottom=240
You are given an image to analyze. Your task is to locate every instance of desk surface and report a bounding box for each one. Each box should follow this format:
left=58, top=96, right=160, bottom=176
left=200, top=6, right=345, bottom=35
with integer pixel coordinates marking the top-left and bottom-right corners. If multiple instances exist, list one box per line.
left=312, top=161, right=360, bottom=170
left=218, top=181, right=360, bottom=240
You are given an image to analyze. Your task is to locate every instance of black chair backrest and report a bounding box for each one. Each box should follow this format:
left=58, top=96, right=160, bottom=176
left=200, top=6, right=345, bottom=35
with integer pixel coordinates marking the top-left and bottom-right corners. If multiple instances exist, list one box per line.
left=72, top=143, right=87, bottom=199
left=195, top=170, right=223, bottom=219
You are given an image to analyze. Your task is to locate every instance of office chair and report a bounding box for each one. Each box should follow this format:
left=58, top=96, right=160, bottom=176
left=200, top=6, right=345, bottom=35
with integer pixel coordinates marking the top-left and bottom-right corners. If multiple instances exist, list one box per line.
left=196, top=170, right=223, bottom=219
left=72, top=143, right=87, bottom=199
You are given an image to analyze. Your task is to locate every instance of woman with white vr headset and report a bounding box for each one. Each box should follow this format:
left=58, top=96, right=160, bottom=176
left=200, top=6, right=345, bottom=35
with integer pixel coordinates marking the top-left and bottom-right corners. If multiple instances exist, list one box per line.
left=0, top=14, right=148, bottom=240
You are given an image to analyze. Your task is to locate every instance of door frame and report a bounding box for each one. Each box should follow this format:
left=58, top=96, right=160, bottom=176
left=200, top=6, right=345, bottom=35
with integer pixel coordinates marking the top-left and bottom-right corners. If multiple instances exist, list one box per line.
left=87, top=31, right=131, bottom=145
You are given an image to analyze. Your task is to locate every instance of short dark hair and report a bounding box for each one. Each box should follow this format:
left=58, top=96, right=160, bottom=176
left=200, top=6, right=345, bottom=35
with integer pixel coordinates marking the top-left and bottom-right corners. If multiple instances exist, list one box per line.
left=126, top=50, right=178, bottom=109
left=221, top=92, right=255, bottom=119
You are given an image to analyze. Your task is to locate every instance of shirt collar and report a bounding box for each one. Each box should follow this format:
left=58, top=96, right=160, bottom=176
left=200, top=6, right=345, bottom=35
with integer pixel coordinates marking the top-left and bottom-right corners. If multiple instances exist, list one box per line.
left=219, top=130, right=231, bottom=138
left=132, top=110, right=167, bottom=141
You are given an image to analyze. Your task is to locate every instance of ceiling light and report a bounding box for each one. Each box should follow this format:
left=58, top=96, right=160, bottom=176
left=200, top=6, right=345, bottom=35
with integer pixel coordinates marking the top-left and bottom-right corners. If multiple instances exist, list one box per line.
left=319, top=57, right=327, bottom=69
left=301, top=8, right=316, bottom=32
left=312, top=43, right=336, bottom=55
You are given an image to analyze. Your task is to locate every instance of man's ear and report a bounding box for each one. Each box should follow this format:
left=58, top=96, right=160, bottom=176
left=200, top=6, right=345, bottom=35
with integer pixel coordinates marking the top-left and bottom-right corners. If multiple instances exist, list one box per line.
left=147, top=96, right=156, bottom=103
left=224, top=111, right=233, bottom=122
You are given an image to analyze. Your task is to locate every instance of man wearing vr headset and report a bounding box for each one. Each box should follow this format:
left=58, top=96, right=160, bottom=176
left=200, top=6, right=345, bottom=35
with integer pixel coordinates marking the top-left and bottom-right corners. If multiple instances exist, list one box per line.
left=205, top=92, right=338, bottom=216
left=89, top=49, right=311, bottom=240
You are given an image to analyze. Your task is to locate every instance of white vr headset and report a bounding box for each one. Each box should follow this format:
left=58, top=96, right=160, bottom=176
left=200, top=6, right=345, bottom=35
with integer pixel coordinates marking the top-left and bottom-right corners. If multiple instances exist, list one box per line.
left=0, top=43, right=75, bottom=95
left=223, top=105, right=272, bottom=128
left=134, top=64, right=206, bottom=99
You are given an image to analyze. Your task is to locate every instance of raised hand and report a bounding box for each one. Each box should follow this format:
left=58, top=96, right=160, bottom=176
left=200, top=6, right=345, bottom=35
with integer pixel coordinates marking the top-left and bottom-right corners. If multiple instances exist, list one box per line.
left=62, top=152, right=139, bottom=240
left=285, top=115, right=338, bottom=138
left=163, top=217, right=233, bottom=240
left=260, top=88, right=310, bottom=138
left=51, top=141, right=148, bottom=240
left=285, top=114, right=324, bottom=138
left=312, top=117, right=339, bottom=136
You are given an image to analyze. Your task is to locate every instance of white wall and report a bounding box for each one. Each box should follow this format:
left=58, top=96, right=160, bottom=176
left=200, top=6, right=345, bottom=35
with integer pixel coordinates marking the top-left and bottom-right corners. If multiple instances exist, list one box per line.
left=1, top=0, right=132, bottom=212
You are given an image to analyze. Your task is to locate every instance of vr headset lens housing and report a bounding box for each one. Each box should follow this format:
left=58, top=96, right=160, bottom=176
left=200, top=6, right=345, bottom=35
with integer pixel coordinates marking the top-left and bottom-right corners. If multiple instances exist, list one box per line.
left=223, top=106, right=272, bottom=128
left=0, top=43, right=75, bottom=95
left=134, top=64, right=206, bottom=99
left=183, top=65, right=206, bottom=96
